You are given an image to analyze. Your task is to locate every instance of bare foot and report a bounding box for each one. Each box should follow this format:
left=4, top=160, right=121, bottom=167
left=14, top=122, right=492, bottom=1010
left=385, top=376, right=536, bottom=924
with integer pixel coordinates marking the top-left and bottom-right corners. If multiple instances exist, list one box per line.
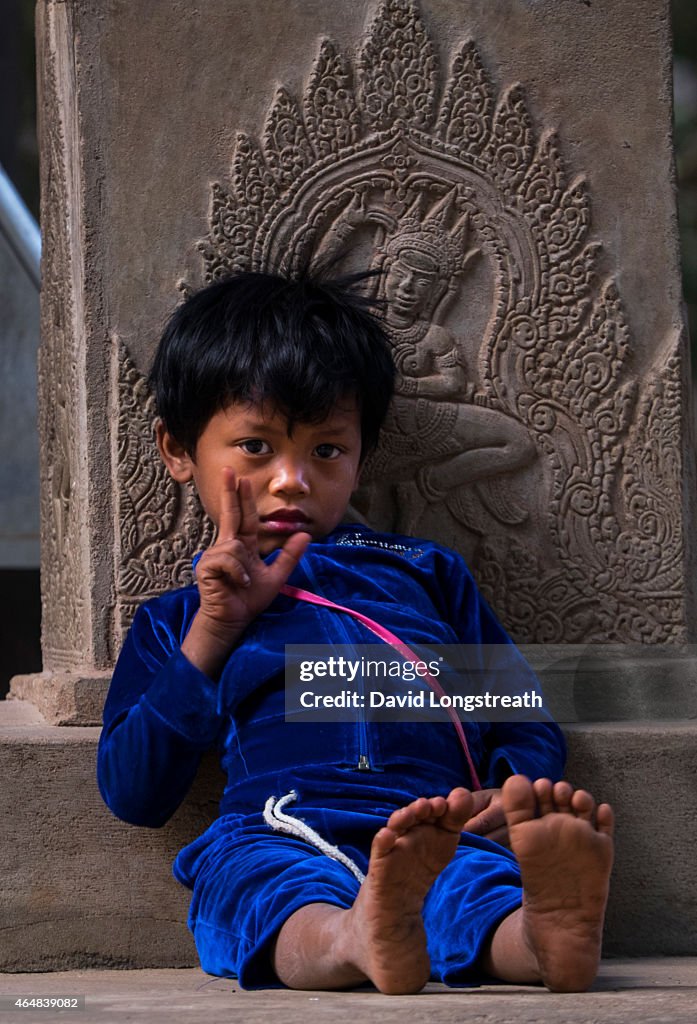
left=342, top=788, right=474, bottom=994
left=502, top=775, right=614, bottom=992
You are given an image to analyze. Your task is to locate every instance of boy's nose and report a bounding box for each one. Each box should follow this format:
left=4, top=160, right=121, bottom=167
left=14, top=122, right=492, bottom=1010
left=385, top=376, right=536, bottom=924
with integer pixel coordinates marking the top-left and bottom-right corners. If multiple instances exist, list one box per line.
left=269, top=459, right=310, bottom=497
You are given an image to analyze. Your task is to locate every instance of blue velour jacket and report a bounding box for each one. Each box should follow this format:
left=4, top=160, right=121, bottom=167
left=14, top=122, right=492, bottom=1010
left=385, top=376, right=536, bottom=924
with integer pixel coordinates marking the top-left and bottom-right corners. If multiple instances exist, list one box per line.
left=97, top=524, right=565, bottom=836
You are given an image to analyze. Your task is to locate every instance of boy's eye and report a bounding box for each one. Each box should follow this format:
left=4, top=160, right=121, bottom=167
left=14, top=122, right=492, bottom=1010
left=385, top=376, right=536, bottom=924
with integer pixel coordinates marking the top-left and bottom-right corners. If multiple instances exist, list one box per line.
left=238, top=438, right=272, bottom=455
left=314, top=443, right=342, bottom=460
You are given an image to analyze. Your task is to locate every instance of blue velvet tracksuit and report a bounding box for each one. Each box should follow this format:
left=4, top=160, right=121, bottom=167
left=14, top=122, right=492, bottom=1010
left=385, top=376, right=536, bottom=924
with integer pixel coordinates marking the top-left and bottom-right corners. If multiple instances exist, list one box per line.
left=97, top=524, right=565, bottom=988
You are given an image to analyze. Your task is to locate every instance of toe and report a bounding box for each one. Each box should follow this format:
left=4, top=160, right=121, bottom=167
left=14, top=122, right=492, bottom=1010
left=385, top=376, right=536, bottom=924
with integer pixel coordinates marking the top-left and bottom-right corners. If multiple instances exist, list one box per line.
left=570, top=788, right=595, bottom=822
left=533, top=777, right=554, bottom=815
left=384, top=807, right=413, bottom=837
left=502, top=775, right=537, bottom=826
left=427, top=795, right=448, bottom=819
left=441, top=787, right=474, bottom=831
left=411, top=797, right=433, bottom=819
left=371, top=826, right=398, bottom=858
left=596, top=803, right=615, bottom=837
left=552, top=780, right=574, bottom=813
left=388, top=796, right=448, bottom=836
left=387, top=798, right=428, bottom=834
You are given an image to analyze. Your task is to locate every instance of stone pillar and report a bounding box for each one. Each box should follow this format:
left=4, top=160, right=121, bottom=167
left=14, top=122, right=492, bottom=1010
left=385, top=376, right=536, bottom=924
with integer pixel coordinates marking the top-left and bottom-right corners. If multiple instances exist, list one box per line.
left=10, top=1, right=113, bottom=723
left=10, top=0, right=694, bottom=724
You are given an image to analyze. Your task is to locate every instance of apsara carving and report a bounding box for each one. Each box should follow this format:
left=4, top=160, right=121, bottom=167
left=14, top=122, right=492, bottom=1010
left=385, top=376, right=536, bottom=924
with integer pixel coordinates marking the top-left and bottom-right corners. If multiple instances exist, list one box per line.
left=190, top=0, right=682, bottom=642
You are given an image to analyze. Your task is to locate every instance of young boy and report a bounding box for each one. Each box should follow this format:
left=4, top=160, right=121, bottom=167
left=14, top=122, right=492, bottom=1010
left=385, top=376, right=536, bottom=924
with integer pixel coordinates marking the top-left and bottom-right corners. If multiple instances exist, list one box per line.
left=97, top=269, right=614, bottom=995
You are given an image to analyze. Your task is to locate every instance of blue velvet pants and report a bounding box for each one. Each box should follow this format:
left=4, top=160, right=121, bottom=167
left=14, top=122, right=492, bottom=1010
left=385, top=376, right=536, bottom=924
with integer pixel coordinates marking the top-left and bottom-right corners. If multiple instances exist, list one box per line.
left=175, top=788, right=523, bottom=989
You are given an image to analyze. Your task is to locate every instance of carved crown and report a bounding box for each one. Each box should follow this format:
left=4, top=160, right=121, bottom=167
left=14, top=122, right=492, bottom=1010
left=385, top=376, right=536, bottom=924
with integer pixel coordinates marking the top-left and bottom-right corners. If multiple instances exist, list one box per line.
left=383, top=188, right=471, bottom=278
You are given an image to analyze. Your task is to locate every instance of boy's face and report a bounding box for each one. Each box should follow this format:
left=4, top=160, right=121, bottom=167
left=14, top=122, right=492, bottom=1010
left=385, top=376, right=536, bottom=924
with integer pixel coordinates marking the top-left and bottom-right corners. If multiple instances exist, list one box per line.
left=157, top=399, right=363, bottom=556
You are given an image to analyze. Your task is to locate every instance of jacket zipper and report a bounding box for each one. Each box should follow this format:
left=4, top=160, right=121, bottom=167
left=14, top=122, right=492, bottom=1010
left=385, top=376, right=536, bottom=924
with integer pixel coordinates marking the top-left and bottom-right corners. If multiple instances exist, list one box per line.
left=297, top=557, right=373, bottom=772
left=357, top=668, right=371, bottom=770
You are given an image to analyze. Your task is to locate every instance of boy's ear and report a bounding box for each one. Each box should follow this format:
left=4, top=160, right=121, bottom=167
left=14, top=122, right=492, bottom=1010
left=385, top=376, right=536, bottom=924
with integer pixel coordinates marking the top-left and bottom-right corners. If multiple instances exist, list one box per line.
left=155, top=419, right=195, bottom=483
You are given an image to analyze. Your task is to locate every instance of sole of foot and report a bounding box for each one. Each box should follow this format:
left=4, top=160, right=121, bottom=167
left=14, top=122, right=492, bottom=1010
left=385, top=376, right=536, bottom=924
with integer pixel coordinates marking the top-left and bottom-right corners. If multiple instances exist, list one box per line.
left=346, top=787, right=474, bottom=994
left=503, top=774, right=614, bottom=992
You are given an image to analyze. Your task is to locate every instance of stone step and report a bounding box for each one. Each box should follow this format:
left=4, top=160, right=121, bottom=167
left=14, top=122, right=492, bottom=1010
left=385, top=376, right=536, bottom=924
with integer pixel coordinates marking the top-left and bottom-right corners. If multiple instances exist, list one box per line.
left=1, top=699, right=696, bottom=970
left=1, top=961, right=697, bottom=1024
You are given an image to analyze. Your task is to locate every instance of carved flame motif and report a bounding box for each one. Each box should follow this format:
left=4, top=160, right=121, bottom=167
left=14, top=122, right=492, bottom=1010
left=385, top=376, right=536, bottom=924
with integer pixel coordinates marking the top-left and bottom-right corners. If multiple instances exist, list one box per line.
left=190, top=0, right=683, bottom=642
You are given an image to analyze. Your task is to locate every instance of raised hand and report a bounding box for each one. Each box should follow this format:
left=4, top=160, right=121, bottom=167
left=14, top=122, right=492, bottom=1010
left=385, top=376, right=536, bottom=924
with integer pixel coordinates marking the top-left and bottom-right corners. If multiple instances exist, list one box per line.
left=181, top=467, right=310, bottom=679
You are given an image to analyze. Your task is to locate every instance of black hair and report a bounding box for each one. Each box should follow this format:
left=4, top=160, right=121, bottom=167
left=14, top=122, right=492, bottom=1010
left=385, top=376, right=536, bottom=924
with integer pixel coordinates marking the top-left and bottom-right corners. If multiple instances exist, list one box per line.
left=148, top=268, right=395, bottom=459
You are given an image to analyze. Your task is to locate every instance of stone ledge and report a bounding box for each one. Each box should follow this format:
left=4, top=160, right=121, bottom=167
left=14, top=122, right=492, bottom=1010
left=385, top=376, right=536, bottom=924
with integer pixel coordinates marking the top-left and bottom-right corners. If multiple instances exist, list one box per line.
left=9, top=673, right=110, bottom=726
left=2, top=960, right=697, bottom=1023
left=1, top=701, right=695, bottom=970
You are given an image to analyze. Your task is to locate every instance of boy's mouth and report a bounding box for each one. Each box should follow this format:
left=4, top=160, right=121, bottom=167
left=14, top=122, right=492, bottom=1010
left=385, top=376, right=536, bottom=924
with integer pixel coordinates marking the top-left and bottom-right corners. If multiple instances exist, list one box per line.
left=260, top=508, right=311, bottom=532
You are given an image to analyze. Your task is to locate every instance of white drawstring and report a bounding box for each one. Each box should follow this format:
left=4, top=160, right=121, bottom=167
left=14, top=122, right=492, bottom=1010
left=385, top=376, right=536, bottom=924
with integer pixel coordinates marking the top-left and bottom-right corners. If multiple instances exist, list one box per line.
left=263, top=790, right=366, bottom=884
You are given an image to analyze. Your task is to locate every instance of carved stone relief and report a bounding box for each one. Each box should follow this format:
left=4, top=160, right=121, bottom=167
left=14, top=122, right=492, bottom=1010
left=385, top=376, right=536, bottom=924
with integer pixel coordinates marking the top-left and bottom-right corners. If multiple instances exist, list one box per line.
left=37, top=1, right=86, bottom=669
left=115, top=342, right=215, bottom=635
left=116, top=0, right=683, bottom=642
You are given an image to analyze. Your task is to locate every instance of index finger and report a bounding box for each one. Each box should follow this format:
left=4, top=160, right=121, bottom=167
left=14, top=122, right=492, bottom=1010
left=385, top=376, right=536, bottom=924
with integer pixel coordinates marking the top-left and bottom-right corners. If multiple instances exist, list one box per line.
left=217, top=467, right=240, bottom=541
left=236, top=476, right=260, bottom=545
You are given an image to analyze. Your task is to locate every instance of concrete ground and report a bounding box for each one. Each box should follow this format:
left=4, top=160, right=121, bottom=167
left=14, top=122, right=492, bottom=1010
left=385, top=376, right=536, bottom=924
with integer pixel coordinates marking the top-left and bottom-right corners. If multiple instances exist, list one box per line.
left=0, top=959, right=696, bottom=1024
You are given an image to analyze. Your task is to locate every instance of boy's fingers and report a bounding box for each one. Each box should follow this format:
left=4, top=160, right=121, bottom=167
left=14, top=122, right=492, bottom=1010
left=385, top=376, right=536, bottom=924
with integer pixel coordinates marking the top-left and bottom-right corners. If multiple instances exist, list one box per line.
left=217, top=468, right=240, bottom=542
left=201, top=557, right=249, bottom=589
left=468, top=790, right=493, bottom=816
left=267, top=531, right=311, bottom=585
left=236, top=477, right=260, bottom=544
left=463, top=805, right=506, bottom=836
left=197, top=541, right=253, bottom=581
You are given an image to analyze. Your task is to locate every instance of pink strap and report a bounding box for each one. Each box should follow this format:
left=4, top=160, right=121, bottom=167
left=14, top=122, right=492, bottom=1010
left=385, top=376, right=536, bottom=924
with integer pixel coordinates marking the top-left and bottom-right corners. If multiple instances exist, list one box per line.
left=280, top=583, right=482, bottom=790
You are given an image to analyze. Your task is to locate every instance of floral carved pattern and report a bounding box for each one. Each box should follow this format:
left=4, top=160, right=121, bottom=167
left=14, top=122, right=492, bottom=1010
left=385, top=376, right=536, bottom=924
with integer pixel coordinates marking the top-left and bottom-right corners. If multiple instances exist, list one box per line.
left=116, top=343, right=215, bottom=636
left=192, top=0, right=683, bottom=643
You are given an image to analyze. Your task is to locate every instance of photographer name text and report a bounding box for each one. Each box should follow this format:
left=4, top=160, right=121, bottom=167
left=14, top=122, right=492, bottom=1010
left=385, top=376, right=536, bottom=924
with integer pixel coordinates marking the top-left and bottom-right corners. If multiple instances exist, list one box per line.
left=297, top=689, right=542, bottom=710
